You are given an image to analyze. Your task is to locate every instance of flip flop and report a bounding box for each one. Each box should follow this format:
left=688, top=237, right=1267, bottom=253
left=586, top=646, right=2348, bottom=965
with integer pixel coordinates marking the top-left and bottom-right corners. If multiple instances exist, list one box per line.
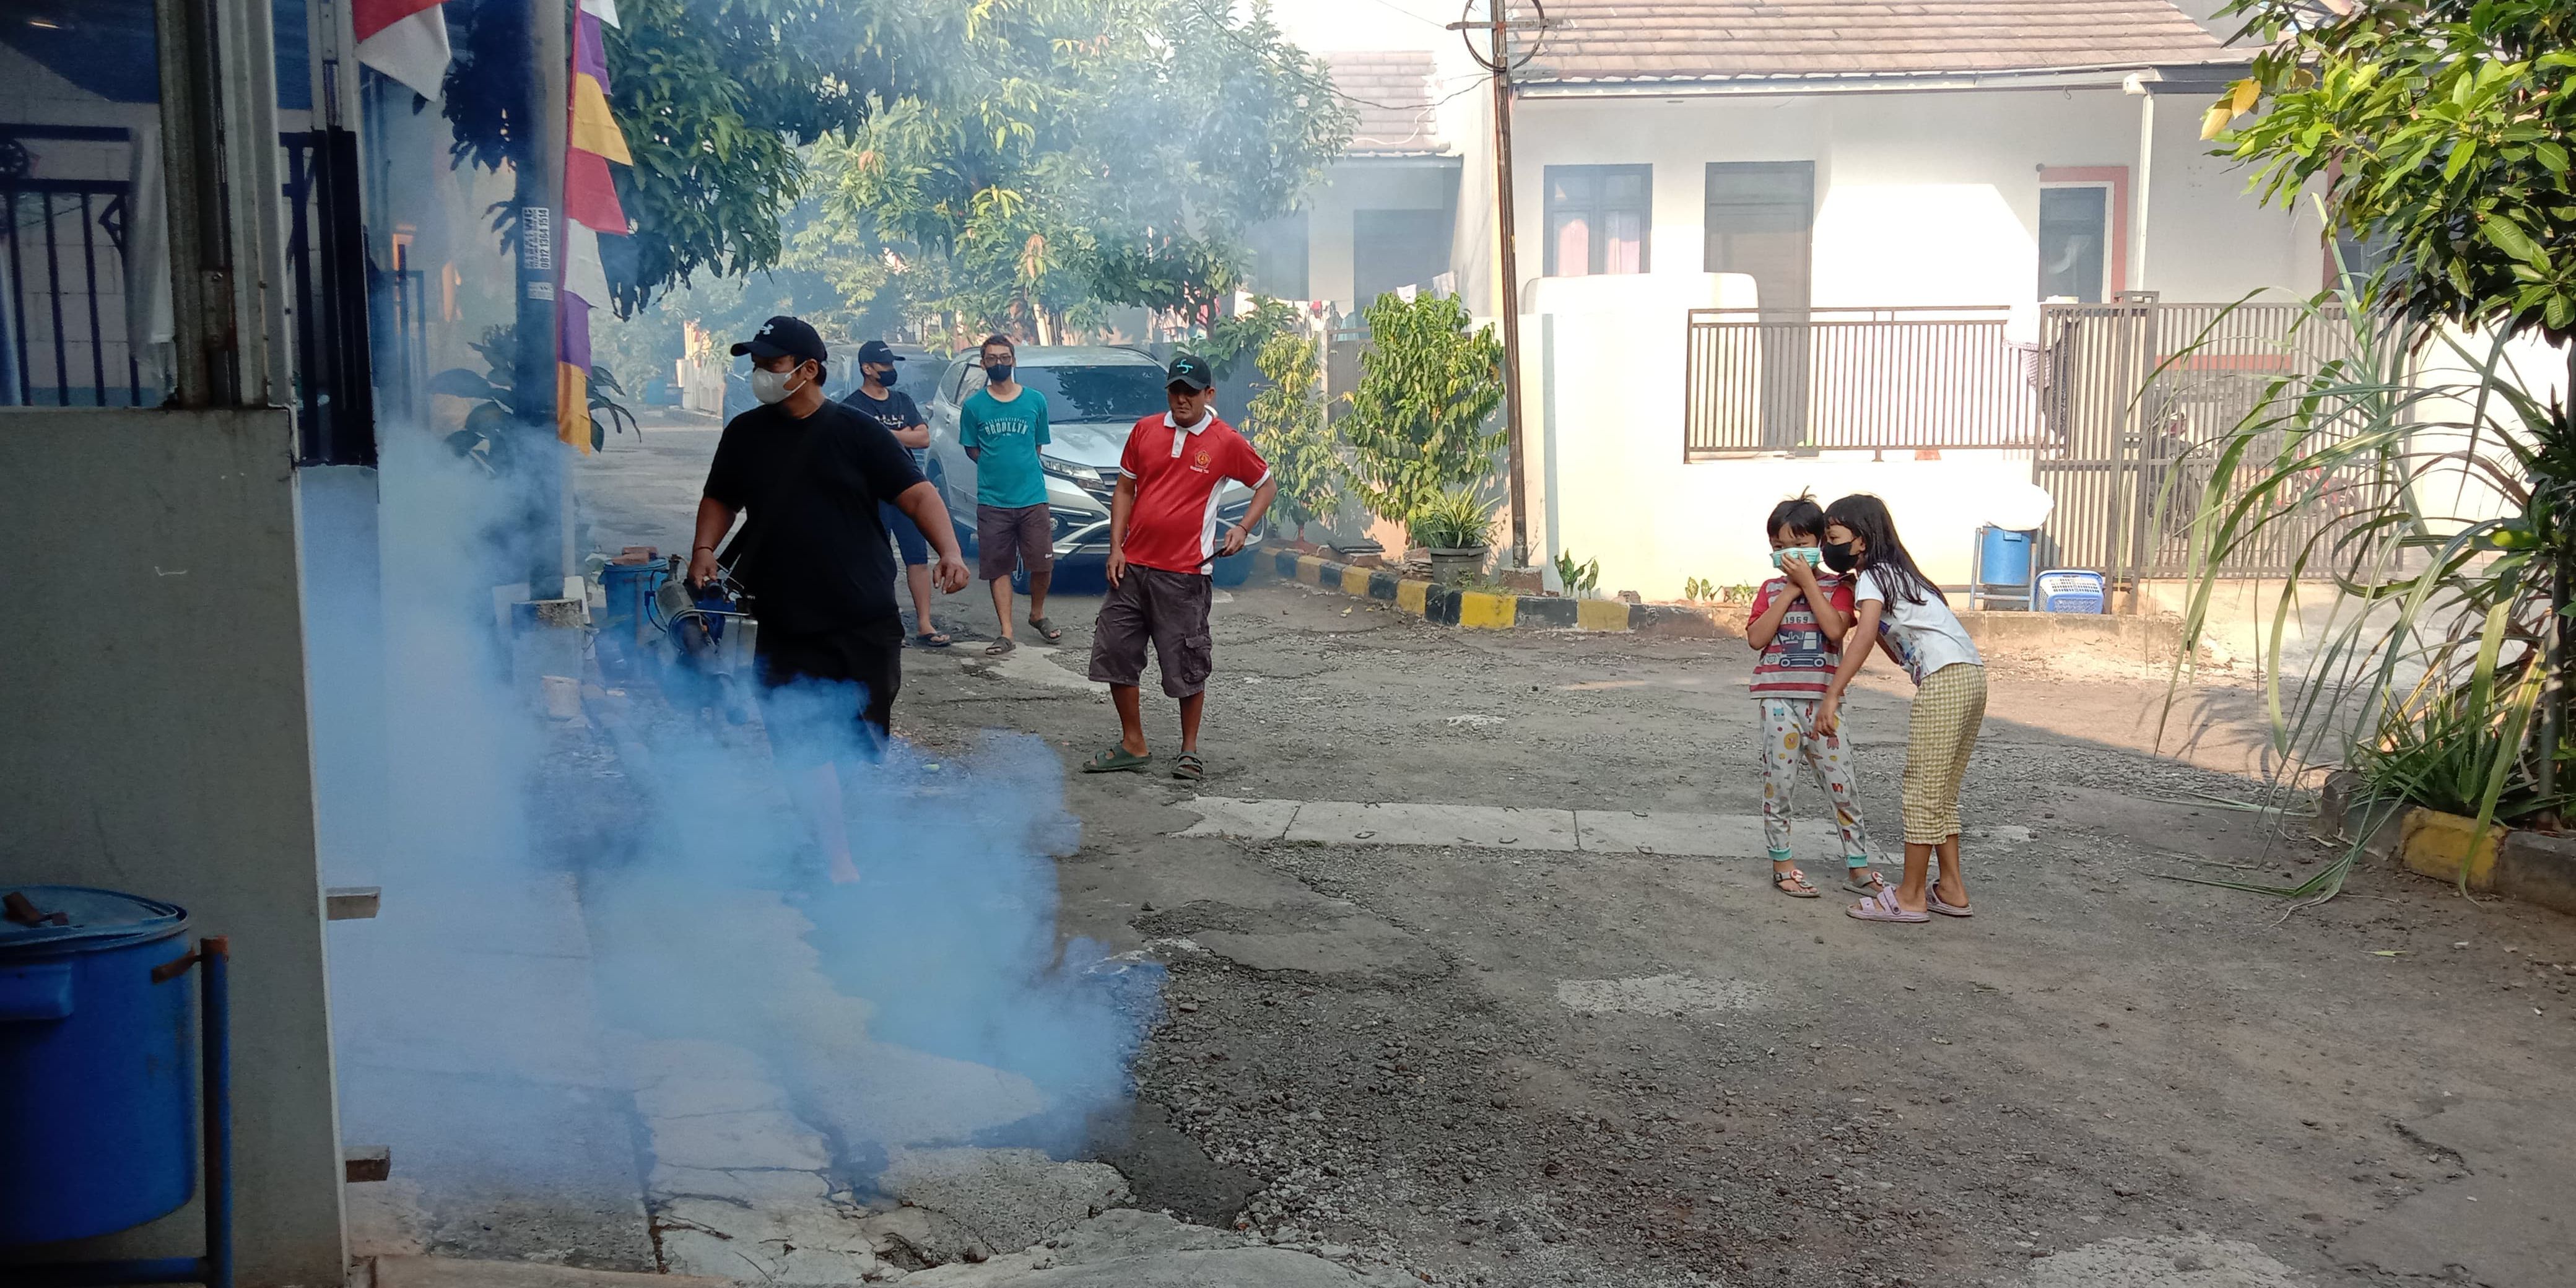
left=1171, top=751, right=1206, bottom=781
left=985, top=637, right=1017, bottom=656
left=1846, top=889, right=1930, bottom=924
left=1029, top=616, right=1064, bottom=643
left=1928, top=890, right=1974, bottom=918
left=1081, top=746, right=1151, bottom=773
left=1771, top=868, right=1821, bottom=899
left=915, top=631, right=953, bottom=648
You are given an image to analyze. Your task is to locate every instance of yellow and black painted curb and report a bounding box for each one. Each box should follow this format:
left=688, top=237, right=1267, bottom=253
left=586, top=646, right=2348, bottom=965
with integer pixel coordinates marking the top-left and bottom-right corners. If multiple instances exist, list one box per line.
left=1269, top=550, right=1728, bottom=636
left=2317, top=773, right=2576, bottom=918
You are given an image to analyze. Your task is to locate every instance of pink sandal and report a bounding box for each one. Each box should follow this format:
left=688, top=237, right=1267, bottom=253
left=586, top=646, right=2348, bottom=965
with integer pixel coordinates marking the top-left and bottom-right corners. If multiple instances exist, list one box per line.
left=1928, top=890, right=1973, bottom=918
left=1847, top=889, right=1930, bottom=924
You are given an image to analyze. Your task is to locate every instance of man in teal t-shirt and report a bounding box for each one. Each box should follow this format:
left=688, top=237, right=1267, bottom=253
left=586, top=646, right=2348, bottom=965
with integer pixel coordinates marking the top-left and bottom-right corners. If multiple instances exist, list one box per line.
left=959, top=334, right=1056, bottom=655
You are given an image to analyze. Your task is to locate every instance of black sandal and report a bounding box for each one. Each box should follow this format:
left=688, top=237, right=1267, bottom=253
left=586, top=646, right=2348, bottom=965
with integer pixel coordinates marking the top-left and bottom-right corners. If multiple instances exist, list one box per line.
left=915, top=630, right=952, bottom=648
left=1171, top=752, right=1206, bottom=781
left=1028, top=616, right=1064, bottom=643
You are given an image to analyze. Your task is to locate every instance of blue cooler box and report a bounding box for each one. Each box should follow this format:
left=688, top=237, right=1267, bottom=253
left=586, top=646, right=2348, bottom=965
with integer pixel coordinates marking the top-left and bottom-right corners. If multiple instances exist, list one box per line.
left=2034, top=569, right=2106, bottom=614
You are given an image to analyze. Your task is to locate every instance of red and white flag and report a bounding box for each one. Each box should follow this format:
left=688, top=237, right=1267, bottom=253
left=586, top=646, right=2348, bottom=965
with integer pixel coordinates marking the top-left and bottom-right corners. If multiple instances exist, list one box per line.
left=353, top=0, right=452, bottom=101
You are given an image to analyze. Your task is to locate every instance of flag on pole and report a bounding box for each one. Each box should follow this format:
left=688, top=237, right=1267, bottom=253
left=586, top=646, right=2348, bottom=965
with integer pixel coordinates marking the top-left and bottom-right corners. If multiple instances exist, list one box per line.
left=352, top=0, right=452, bottom=100
left=559, top=6, right=635, bottom=451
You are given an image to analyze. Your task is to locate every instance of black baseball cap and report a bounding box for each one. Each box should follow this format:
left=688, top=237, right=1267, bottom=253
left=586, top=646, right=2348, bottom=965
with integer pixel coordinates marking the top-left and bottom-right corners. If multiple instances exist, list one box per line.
left=856, top=339, right=900, bottom=367
left=1165, top=353, right=1215, bottom=391
left=730, top=315, right=826, bottom=365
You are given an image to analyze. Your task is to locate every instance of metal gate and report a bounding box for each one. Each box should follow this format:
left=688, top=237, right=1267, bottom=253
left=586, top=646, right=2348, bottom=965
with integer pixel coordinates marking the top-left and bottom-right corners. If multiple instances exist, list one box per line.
left=2035, top=294, right=2361, bottom=582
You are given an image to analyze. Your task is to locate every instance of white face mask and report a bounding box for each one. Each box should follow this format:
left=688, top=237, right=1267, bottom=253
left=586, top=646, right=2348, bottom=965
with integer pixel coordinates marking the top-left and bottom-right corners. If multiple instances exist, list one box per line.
left=751, top=364, right=808, bottom=406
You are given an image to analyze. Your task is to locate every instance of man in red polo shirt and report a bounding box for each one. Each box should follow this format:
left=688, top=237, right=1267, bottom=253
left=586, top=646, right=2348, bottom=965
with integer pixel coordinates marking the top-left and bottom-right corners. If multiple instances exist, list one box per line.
left=1082, top=353, right=1277, bottom=781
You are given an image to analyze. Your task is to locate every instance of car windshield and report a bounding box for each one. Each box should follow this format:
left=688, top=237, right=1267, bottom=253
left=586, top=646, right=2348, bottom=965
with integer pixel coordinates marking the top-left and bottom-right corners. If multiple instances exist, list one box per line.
left=1017, top=363, right=1167, bottom=422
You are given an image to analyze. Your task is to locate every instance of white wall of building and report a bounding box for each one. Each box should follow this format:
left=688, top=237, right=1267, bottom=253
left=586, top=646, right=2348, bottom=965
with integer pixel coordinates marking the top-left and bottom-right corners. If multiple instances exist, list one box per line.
left=1502, top=87, right=2318, bottom=329
left=1302, top=161, right=1462, bottom=314
left=1525, top=272, right=2044, bottom=599
left=2136, top=90, right=2326, bottom=303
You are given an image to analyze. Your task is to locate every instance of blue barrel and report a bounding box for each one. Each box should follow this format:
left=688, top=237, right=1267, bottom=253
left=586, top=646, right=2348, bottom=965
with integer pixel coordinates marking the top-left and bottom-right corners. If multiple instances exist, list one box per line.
left=0, top=886, right=196, bottom=1246
left=1978, top=526, right=2034, bottom=588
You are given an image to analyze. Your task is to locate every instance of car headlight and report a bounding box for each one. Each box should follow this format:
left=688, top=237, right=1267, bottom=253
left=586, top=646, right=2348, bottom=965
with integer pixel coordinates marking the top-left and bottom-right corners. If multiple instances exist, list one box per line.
left=1040, top=455, right=1101, bottom=483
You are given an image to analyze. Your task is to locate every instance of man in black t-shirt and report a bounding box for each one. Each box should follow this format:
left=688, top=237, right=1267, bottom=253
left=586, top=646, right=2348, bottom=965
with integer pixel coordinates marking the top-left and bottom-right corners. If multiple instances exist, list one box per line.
left=693, top=315, right=969, bottom=884
left=840, top=339, right=949, bottom=648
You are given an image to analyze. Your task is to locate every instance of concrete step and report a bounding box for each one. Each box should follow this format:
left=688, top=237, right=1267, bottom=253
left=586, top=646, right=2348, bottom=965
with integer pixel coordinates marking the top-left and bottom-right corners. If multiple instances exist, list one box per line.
left=372, top=1256, right=729, bottom=1288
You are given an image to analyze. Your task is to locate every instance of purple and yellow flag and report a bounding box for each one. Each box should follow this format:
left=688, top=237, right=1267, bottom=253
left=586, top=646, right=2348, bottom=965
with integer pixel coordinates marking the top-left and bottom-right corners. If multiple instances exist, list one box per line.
left=559, top=6, right=632, bottom=451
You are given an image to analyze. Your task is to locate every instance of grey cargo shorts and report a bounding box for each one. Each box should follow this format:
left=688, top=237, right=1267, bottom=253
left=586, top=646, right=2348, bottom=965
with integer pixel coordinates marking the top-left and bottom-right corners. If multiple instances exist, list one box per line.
left=1087, top=565, right=1214, bottom=698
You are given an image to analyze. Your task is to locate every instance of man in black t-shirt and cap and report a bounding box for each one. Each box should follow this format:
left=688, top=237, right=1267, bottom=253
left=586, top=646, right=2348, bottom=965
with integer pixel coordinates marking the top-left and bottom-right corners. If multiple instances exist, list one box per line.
left=840, top=339, right=949, bottom=648
left=693, top=315, right=970, bottom=884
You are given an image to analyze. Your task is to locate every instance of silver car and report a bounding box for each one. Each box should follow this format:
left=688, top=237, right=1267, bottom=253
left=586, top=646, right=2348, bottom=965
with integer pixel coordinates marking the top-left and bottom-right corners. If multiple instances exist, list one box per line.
left=923, top=345, right=1261, bottom=586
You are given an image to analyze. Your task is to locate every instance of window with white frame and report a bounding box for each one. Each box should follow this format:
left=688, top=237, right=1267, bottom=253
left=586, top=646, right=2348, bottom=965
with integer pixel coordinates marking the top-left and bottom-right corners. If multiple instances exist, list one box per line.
left=1544, top=165, right=1650, bottom=277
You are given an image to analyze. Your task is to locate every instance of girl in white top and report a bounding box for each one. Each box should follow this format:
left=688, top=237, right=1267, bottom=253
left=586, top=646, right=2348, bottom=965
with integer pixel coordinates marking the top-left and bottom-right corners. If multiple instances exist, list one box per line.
left=1812, top=494, right=1989, bottom=925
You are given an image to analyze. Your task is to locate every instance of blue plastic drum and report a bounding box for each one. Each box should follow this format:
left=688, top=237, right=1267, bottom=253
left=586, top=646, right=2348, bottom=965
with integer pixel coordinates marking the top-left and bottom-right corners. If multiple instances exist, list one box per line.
left=1978, top=526, right=2034, bottom=589
left=0, top=886, right=196, bottom=1246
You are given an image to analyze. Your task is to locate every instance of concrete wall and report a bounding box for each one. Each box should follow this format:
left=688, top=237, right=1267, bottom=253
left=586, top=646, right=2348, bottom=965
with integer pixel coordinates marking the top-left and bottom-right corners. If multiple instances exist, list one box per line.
left=0, top=408, right=345, bottom=1285
left=1526, top=272, right=2044, bottom=599
left=1302, top=160, right=1462, bottom=315
left=2136, top=91, right=2325, bottom=303
left=1503, top=88, right=2318, bottom=333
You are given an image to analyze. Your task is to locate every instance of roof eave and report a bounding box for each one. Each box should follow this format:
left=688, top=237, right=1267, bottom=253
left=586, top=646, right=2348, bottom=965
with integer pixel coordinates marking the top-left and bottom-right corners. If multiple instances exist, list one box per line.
left=1515, top=59, right=2243, bottom=99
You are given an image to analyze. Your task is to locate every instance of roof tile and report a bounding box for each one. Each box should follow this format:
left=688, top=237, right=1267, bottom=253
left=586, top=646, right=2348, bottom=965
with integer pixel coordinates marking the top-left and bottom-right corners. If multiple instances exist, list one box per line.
left=1516, top=0, right=2230, bottom=81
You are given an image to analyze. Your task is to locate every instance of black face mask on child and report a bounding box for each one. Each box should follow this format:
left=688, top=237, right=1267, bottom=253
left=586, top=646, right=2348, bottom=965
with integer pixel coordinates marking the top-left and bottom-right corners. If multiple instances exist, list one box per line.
left=1820, top=540, right=1858, bottom=573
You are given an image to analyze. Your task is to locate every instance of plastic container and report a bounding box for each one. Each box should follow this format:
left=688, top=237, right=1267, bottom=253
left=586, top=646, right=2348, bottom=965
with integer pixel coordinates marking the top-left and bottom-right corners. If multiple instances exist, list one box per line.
left=1977, top=526, right=2034, bottom=589
left=2035, top=569, right=2107, bottom=614
left=0, top=886, right=197, bottom=1245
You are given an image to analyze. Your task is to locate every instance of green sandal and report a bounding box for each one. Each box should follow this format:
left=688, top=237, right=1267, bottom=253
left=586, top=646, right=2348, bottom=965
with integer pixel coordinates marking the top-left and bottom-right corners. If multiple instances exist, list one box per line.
left=1081, top=746, right=1152, bottom=774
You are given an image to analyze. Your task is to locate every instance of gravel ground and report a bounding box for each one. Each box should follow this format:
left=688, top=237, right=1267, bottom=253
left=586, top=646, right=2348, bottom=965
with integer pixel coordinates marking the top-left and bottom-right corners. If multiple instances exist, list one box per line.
left=564, top=432, right=2576, bottom=1288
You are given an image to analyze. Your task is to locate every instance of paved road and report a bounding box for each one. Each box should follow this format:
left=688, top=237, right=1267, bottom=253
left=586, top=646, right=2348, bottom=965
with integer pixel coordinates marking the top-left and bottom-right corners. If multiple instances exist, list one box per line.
left=541, top=423, right=2576, bottom=1287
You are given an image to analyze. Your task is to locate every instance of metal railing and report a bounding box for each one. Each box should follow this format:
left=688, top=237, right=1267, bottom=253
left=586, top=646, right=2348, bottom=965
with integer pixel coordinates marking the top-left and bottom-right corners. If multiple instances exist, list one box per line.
left=2034, top=295, right=2365, bottom=581
left=1, top=125, right=152, bottom=408
left=1683, top=305, right=2042, bottom=455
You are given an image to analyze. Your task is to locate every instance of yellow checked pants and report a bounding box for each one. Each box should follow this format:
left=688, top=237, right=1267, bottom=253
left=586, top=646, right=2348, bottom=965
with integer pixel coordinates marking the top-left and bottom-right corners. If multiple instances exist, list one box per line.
left=1757, top=697, right=1874, bottom=865
left=1901, top=662, right=1989, bottom=845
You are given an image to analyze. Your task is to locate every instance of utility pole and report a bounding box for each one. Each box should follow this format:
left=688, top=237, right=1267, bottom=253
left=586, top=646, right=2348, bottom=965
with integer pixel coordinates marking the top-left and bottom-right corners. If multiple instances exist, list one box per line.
left=515, top=0, right=571, bottom=596
left=1451, top=1, right=1551, bottom=570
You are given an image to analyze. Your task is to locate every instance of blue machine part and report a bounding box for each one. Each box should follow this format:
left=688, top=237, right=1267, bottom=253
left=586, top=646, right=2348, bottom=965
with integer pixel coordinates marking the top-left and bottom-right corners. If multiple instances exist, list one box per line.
left=0, top=887, right=196, bottom=1247
left=2035, top=569, right=2108, bottom=614
left=598, top=561, right=672, bottom=646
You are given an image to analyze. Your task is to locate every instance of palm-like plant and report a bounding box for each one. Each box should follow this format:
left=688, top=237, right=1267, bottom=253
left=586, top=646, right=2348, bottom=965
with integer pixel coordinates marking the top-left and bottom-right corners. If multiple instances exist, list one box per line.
left=2163, top=278, right=2576, bottom=902
left=430, top=324, right=640, bottom=474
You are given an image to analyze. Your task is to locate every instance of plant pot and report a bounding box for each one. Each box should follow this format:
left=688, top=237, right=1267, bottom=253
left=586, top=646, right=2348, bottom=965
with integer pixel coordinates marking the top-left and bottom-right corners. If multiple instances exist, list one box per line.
left=1427, top=545, right=1489, bottom=587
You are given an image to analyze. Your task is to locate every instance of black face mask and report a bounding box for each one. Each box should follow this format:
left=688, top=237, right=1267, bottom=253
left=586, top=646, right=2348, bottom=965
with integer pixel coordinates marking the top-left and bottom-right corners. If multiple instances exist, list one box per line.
left=986, top=362, right=1014, bottom=385
left=868, top=365, right=897, bottom=388
left=1820, top=540, right=1859, bottom=573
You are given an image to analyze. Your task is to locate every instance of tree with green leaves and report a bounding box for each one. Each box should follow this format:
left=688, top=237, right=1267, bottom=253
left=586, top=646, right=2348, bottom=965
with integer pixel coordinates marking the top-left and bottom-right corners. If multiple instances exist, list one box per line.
left=2156, top=1, right=2576, bottom=903
left=1339, top=292, right=1505, bottom=531
left=822, top=0, right=1350, bottom=342
left=2213, top=0, right=2576, bottom=342
left=1245, top=326, right=1338, bottom=540
left=440, top=0, right=906, bottom=312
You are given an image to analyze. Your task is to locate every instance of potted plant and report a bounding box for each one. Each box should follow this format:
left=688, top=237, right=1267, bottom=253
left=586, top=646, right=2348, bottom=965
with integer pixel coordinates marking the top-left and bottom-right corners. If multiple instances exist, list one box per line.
left=1410, top=488, right=1495, bottom=586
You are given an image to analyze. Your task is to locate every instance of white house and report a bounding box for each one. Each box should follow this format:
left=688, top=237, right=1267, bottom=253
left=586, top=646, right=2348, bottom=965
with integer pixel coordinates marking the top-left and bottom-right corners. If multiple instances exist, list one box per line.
left=1281, top=0, right=2342, bottom=598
